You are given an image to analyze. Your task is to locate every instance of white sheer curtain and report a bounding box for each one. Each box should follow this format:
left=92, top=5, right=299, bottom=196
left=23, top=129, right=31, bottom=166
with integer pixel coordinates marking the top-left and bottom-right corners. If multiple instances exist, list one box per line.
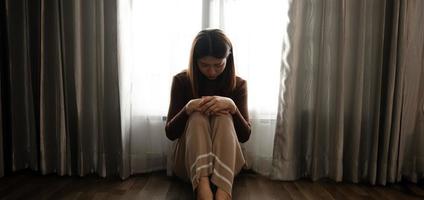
left=210, top=0, right=289, bottom=175
left=118, top=0, right=202, bottom=176
left=118, top=0, right=289, bottom=177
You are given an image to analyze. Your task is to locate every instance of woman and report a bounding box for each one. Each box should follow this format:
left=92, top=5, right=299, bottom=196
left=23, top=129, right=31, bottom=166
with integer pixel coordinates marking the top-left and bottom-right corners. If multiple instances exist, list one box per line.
left=165, top=29, right=251, bottom=200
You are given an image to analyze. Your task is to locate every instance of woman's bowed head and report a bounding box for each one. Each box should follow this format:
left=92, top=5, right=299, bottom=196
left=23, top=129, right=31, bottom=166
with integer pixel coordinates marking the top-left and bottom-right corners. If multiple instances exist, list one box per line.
left=166, top=29, right=251, bottom=200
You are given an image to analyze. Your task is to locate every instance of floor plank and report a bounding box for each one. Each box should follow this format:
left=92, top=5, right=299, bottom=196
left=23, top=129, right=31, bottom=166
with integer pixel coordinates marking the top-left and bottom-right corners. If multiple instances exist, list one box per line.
left=283, top=180, right=308, bottom=200
left=118, top=175, right=150, bottom=200
left=165, top=176, right=193, bottom=200
left=135, top=171, right=171, bottom=199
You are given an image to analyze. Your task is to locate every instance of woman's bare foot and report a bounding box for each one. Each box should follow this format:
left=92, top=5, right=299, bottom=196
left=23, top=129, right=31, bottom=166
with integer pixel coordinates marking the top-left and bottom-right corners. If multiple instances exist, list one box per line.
left=215, top=188, right=231, bottom=200
left=197, top=177, right=213, bottom=200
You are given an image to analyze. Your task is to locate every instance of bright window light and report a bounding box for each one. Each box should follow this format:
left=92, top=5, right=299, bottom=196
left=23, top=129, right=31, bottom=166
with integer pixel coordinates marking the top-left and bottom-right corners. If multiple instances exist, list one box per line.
left=209, top=0, right=287, bottom=119
left=127, top=0, right=202, bottom=116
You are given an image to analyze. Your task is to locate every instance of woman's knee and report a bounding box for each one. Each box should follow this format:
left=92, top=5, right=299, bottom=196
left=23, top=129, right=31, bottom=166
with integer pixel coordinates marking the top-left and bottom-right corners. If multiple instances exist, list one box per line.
left=185, top=112, right=211, bottom=143
left=187, top=112, right=209, bottom=126
left=211, top=114, right=237, bottom=140
left=212, top=114, right=233, bottom=127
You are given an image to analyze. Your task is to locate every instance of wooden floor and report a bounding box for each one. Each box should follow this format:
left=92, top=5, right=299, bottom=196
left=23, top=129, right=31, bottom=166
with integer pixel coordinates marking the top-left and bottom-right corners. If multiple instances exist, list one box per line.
left=0, top=170, right=423, bottom=200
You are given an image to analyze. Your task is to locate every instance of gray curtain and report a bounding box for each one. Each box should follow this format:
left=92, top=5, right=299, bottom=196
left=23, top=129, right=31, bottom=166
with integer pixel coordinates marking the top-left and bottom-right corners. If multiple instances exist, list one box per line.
left=272, top=0, right=424, bottom=184
left=1, top=0, right=122, bottom=177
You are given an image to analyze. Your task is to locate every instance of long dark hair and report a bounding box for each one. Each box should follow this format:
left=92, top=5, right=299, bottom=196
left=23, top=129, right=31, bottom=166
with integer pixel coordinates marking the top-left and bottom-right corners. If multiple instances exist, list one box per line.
left=187, top=29, right=236, bottom=98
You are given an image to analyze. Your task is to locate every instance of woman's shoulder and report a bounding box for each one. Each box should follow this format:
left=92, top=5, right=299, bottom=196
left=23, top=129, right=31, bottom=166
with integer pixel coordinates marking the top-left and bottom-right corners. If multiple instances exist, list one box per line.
left=235, top=76, right=247, bottom=89
left=173, top=70, right=189, bottom=82
left=172, top=70, right=191, bottom=89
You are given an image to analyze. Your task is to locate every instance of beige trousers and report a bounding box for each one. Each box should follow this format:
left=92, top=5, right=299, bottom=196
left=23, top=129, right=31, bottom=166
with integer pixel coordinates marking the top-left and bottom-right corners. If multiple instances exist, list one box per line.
left=172, top=112, right=246, bottom=196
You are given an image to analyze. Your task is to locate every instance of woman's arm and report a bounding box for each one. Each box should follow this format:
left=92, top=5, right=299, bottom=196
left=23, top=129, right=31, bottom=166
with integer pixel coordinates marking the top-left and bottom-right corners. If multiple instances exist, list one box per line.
left=231, top=79, right=251, bottom=143
left=165, top=76, right=189, bottom=141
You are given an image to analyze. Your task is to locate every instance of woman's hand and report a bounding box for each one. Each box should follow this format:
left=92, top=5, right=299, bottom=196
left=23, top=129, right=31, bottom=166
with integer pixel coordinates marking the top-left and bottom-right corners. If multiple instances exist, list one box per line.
left=185, top=98, right=203, bottom=115
left=199, top=96, right=237, bottom=116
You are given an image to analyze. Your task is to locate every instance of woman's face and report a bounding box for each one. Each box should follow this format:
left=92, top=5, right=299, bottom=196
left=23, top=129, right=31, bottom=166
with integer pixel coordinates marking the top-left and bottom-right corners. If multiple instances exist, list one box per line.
left=197, top=56, right=227, bottom=80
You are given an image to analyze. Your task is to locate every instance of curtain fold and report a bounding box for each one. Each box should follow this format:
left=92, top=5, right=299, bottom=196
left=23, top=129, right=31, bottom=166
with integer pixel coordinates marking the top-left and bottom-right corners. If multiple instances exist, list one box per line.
left=394, top=0, right=424, bottom=183
left=272, top=0, right=424, bottom=184
left=0, top=0, right=7, bottom=178
left=2, top=0, right=122, bottom=177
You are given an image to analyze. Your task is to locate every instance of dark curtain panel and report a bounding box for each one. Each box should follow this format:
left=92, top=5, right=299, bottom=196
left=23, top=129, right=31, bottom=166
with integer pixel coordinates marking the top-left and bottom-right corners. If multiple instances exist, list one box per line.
left=1, top=0, right=123, bottom=177
left=0, top=0, right=9, bottom=177
left=272, top=0, right=424, bottom=184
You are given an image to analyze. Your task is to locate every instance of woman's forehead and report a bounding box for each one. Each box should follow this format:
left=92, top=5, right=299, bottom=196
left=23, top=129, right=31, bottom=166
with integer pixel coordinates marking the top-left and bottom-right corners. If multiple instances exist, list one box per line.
left=198, top=56, right=226, bottom=64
